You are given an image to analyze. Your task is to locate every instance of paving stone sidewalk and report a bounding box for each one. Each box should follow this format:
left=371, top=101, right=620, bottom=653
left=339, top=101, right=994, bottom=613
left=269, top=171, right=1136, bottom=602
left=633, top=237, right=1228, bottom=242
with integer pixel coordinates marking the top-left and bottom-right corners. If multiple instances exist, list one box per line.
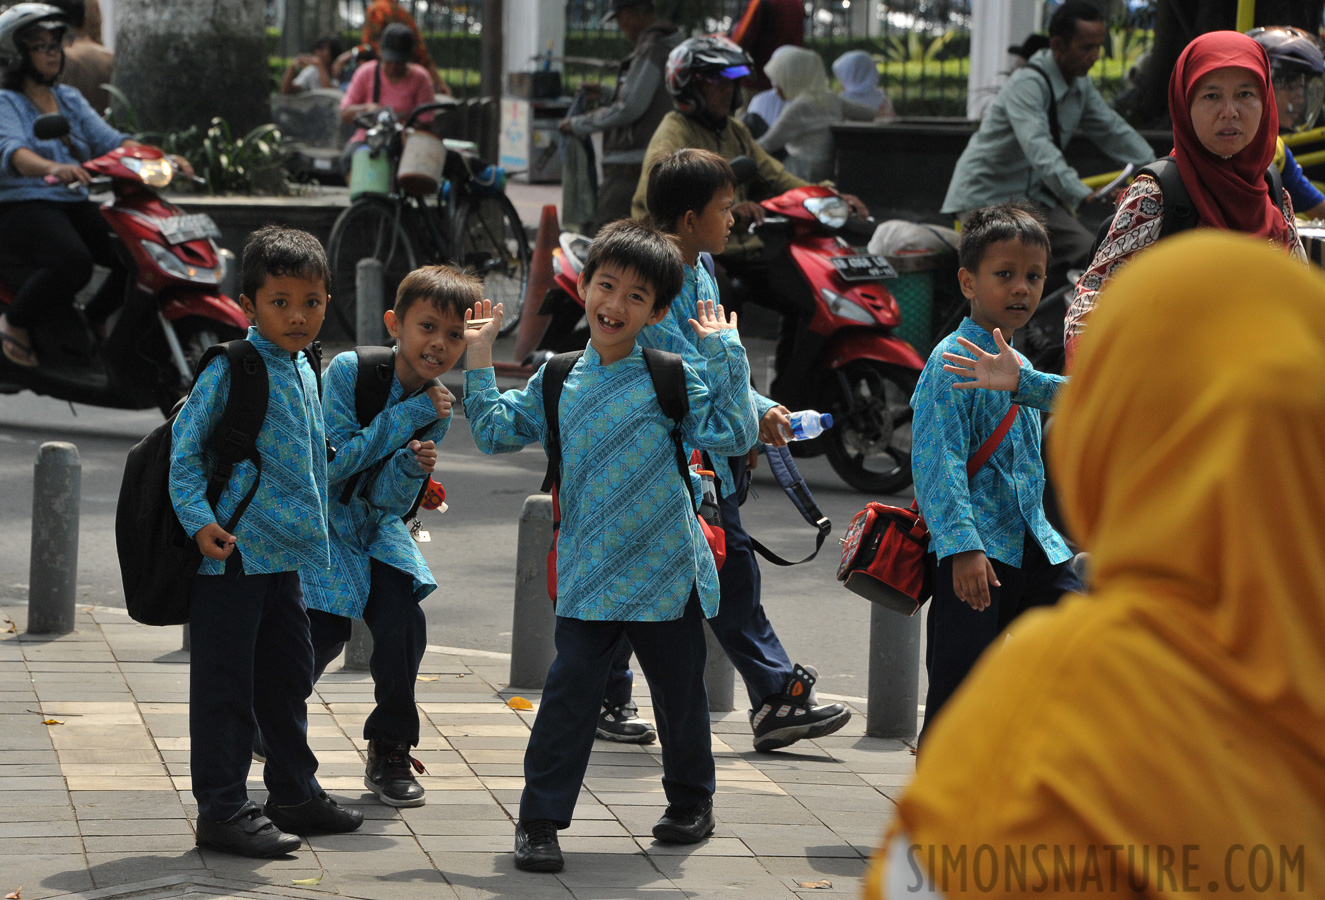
left=0, top=603, right=912, bottom=900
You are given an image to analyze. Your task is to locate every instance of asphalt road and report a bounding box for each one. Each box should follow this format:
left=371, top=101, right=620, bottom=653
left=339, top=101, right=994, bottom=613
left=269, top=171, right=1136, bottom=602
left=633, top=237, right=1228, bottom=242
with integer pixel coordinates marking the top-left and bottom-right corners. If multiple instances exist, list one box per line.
left=0, top=337, right=929, bottom=714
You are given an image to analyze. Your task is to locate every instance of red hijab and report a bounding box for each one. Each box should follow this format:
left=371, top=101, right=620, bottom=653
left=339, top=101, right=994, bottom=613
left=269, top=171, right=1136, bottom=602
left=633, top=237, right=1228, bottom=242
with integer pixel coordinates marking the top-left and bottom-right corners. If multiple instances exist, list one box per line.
left=1169, top=31, right=1292, bottom=244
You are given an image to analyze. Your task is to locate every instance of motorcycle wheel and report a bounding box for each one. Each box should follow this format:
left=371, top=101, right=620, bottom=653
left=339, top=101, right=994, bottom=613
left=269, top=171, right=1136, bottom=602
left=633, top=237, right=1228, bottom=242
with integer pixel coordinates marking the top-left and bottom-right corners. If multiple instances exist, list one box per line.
left=155, top=316, right=246, bottom=416
left=450, top=193, right=531, bottom=336
left=822, top=360, right=917, bottom=495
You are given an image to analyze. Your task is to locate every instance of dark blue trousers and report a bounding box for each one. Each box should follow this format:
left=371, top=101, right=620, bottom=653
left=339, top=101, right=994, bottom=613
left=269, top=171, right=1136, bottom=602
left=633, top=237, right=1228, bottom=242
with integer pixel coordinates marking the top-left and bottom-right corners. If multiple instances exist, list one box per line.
left=308, top=559, right=427, bottom=746
left=921, top=532, right=1082, bottom=744
left=520, top=591, right=714, bottom=827
left=604, top=454, right=794, bottom=711
left=189, top=553, right=321, bottom=822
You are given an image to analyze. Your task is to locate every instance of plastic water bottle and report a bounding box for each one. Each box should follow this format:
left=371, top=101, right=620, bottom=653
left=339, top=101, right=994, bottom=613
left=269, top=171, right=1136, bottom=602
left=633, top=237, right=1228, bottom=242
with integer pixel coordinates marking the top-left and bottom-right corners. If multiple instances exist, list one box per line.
left=786, top=410, right=834, bottom=441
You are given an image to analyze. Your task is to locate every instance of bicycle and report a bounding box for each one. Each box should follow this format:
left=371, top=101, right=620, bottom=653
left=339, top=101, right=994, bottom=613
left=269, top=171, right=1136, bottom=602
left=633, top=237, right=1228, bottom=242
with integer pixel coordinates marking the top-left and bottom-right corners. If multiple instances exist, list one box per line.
left=326, top=101, right=531, bottom=337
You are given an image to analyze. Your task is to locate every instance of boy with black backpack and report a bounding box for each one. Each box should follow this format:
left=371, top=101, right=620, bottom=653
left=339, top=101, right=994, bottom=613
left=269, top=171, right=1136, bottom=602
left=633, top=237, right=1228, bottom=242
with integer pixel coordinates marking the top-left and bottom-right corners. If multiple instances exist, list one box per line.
left=463, top=219, right=758, bottom=873
left=299, top=265, right=477, bottom=809
left=169, top=226, right=362, bottom=858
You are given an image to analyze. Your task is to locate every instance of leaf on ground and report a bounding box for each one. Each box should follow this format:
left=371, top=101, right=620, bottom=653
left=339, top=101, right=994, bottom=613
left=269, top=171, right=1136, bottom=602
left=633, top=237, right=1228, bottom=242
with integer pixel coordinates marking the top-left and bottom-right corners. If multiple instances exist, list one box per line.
left=291, top=875, right=322, bottom=885
left=2, top=618, right=15, bottom=633
left=416, top=675, right=439, bottom=682
left=795, top=880, right=832, bottom=889
left=7, top=887, right=22, bottom=899
left=42, top=719, right=64, bottom=726
left=506, top=696, right=533, bottom=710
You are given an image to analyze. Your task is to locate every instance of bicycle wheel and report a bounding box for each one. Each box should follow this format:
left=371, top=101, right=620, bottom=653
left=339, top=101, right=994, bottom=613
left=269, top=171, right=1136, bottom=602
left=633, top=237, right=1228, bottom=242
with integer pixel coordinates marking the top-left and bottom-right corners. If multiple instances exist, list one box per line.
left=451, top=193, right=531, bottom=335
left=326, top=197, right=418, bottom=337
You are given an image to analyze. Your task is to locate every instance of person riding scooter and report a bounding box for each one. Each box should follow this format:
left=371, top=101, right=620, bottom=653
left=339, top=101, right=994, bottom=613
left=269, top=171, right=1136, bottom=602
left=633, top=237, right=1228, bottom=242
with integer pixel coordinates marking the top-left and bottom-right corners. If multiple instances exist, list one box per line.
left=1248, top=25, right=1325, bottom=219
left=0, top=2, right=192, bottom=368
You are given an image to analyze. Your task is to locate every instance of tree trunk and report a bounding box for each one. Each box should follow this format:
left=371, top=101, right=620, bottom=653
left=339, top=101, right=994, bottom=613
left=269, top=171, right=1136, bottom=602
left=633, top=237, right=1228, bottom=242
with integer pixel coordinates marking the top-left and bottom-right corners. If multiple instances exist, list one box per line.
left=112, top=0, right=269, bottom=135
left=1126, top=0, right=1325, bottom=126
left=279, top=0, right=338, bottom=59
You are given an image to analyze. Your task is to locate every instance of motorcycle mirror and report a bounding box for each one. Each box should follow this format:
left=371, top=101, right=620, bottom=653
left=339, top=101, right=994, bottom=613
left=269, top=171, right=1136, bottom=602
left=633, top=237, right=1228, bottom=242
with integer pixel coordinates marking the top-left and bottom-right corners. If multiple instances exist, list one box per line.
left=33, top=113, right=71, bottom=141
left=729, top=155, right=758, bottom=186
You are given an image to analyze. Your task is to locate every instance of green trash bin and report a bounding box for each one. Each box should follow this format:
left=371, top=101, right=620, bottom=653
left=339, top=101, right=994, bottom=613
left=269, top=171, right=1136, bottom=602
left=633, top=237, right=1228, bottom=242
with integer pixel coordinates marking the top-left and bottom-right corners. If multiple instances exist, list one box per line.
left=885, top=251, right=940, bottom=359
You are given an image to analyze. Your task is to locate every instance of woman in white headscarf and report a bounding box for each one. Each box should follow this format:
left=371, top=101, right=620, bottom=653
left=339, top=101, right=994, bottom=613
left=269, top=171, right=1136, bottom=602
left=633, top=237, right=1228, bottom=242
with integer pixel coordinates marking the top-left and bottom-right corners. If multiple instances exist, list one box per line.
left=832, top=49, right=895, bottom=117
left=756, top=46, right=879, bottom=181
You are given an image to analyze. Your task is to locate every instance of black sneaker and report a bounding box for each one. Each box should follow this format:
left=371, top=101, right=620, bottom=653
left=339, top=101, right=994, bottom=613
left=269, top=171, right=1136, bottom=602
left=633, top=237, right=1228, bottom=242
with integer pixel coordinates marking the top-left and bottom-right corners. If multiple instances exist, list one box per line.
left=514, top=819, right=564, bottom=872
left=263, top=791, right=364, bottom=836
left=365, top=739, right=426, bottom=808
left=651, top=798, right=715, bottom=844
left=595, top=699, right=657, bottom=744
left=750, top=663, right=851, bottom=752
left=195, top=801, right=301, bottom=858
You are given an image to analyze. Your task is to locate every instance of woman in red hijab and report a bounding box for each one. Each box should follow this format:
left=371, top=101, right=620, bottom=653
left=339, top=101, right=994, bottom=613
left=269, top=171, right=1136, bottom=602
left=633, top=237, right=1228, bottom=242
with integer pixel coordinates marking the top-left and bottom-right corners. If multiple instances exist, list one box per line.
left=1063, top=31, right=1305, bottom=364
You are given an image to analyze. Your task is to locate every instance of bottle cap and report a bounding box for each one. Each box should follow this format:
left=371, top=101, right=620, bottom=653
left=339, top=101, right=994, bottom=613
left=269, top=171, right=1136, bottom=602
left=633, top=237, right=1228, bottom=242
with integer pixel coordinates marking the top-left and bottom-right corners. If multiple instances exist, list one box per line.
left=821, top=413, right=834, bottom=428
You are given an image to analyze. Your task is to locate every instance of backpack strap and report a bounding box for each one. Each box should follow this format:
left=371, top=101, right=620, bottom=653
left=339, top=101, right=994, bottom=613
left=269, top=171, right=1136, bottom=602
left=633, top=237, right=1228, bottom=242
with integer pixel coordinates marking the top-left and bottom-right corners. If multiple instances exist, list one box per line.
left=966, top=404, right=1020, bottom=477
left=201, top=340, right=268, bottom=533
left=748, top=443, right=832, bottom=567
left=1265, top=160, right=1288, bottom=222
left=1024, top=64, right=1062, bottom=150
left=539, top=350, right=584, bottom=494
left=641, top=347, right=696, bottom=511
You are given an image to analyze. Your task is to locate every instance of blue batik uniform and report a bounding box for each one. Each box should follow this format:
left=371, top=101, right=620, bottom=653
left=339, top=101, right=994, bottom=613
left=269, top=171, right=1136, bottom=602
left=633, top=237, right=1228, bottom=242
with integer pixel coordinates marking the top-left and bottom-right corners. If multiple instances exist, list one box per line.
left=167, top=325, right=327, bottom=825
left=464, top=331, right=757, bottom=621
left=305, top=350, right=447, bottom=619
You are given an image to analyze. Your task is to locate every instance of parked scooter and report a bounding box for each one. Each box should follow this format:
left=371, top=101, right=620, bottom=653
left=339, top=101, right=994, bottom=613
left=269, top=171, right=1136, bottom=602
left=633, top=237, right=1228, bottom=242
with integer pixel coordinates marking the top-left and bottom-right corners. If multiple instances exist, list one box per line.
left=528, top=159, right=925, bottom=494
left=0, top=114, right=247, bottom=413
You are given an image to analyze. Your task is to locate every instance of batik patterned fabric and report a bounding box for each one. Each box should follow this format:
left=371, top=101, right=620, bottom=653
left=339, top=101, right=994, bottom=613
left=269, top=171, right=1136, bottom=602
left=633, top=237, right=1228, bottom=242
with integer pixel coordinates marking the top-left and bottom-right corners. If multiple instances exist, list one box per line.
left=302, top=350, right=447, bottom=619
left=169, top=327, right=329, bottom=577
left=1065, top=173, right=1306, bottom=344
left=464, top=333, right=758, bottom=621
left=911, top=318, right=1070, bottom=567
left=638, top=262, right=778, bottom=425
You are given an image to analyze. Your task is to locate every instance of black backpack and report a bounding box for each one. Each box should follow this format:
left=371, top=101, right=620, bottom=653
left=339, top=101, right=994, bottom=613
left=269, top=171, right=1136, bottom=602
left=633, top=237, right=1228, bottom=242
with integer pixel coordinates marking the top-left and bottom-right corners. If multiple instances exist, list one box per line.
left=115, top=341, right=321, bottom=626
left=336, top=345, right=440, bottom=523
left=1087, top=156, right=1288, bottom=262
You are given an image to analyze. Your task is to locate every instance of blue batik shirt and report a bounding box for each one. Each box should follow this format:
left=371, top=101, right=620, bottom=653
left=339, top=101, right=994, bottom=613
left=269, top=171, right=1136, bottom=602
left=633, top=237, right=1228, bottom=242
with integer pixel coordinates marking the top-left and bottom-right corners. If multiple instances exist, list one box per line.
left=0, top=86, right=127, bottom=204
left=911, top=317, right=1070, bottom=567
left=464, top=332, right=758, bottom=621
left=302, top=350, right=448, bottom=619
left=638, top=261, right=778, bottom=432
left=169, top=327, right=330, bottom=577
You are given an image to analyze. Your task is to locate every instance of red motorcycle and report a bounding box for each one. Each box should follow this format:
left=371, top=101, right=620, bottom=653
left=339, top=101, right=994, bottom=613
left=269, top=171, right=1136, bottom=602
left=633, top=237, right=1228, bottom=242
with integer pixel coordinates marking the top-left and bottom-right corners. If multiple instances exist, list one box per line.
left=530, top=164, right=923, bottom=494
left=0, top=114, right=248, bottom=413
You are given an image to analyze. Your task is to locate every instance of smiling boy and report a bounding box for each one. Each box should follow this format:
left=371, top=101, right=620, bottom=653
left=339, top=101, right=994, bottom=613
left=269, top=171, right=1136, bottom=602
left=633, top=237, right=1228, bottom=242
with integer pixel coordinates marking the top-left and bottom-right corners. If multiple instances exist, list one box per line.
left=301, top=265, right=478, bottom=808
left=463, top=219, right=758, bottom=872
left=909, top=203, right=1081, bottom=747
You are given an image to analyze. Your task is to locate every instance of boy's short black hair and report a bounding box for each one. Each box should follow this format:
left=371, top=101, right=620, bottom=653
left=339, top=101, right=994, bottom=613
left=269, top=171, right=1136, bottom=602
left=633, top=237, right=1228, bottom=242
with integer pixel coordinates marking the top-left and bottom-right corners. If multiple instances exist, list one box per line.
left=645, top=148, right=736, bottom=234
left=240, top=225, right=331, bottom=300
left=958, top=203, right=1051, bottom=272
left=1048, top=1, right=1104, bottom=42
left=581, top=219, right=685, bottom=313
left=394, top=265, right=483, bottom=320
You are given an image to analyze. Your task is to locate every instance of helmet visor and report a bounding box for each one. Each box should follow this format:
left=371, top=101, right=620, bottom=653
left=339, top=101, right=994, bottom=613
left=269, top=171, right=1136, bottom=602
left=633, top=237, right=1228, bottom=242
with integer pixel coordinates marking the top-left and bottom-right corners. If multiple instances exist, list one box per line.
left=1274, top=70, right=1325, bottom=131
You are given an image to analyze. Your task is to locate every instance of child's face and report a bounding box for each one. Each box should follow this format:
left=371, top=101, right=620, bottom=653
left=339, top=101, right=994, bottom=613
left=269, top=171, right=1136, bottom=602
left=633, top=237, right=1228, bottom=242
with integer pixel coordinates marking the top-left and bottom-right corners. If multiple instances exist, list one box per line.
left=384, top=301, right=467, bottom=392
left=577, top=262, right=668, bottom=365
left=686, top=185, right=735, bottom=256
left=958, top=239, right=1047, bottom=338
left=240, top=274, right=327, bottom=354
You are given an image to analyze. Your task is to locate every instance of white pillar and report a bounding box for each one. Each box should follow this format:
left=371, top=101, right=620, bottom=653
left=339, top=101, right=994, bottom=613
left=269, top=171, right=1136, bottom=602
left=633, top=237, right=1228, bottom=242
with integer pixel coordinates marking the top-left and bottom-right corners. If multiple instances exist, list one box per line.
left=503, top=0, right=563, bottom=85
left=966, top=0, right=1040, bottom=120
left=100, top=0, right=114, bottom=51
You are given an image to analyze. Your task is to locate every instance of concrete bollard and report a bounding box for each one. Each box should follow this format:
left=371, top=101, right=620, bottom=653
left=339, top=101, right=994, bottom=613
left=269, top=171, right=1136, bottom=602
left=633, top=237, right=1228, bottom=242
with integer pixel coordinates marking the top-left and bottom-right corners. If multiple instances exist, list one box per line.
left=866, top=604, right=921, bottom=740
left=703, top=620, right=735, bottom=712
left=182, top=624, right=190, bottom=652
left=509, top=495, right=557, bottom=689
left=27, top=442, right=80, bottom=635
left=342, top=617, right=374, bottom=670
left=356, top=257, right=387, bottom=346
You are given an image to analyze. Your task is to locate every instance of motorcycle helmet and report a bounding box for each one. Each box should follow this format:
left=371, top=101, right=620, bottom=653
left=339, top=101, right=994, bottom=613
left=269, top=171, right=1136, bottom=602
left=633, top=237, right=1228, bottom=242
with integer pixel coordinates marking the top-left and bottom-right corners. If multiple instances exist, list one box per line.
left=0, top=3, right=68, bottom=65
left=1247, top=26, right=1325, bottom=132
left=665, top=35, right=753, bottom=117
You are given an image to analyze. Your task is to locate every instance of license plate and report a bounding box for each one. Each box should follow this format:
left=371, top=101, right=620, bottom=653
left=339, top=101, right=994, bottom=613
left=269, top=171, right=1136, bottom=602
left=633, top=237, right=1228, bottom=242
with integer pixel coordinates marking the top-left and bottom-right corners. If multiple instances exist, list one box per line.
left=158, top=213, right=221, bottom=245
left=832, top=254, right=897, bottom=281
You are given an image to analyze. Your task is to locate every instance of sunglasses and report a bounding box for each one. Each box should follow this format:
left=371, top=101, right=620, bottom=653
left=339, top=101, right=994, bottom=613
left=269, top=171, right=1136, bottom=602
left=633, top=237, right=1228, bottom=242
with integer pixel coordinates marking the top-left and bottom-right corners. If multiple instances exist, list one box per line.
left=27, top=41, right=62, bottom=54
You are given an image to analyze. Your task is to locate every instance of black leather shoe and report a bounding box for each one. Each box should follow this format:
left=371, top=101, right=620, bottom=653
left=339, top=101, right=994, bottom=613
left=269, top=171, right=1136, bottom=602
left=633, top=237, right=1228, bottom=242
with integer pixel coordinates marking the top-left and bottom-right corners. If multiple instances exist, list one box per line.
left=365, top=739, right=426, bottom=808
left=195, top=801, right=301, bottom=857
left=514, top=819, right=564, bottom=872
left=651, top=799, right=715, bottom=844
left=263, top=791, right=364, bottom=835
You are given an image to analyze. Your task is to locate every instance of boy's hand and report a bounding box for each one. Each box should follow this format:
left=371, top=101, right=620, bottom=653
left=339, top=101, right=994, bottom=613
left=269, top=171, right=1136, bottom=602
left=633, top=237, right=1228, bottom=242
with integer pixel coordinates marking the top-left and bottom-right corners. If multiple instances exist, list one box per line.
left=688, top=299, right=737, bottom=340
left=462, top=299, right=502, bottom=369
left=410, top=439, right=437, bottom=473
left=943, top=329, right=1021, bottom=393
left=195, top=523, right=237, bottom=561
left=759, top=405, right=793, bottom=447
left=951, top=549, right=1000, bottom=611
left=425, top=384, right=453, bottom=419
